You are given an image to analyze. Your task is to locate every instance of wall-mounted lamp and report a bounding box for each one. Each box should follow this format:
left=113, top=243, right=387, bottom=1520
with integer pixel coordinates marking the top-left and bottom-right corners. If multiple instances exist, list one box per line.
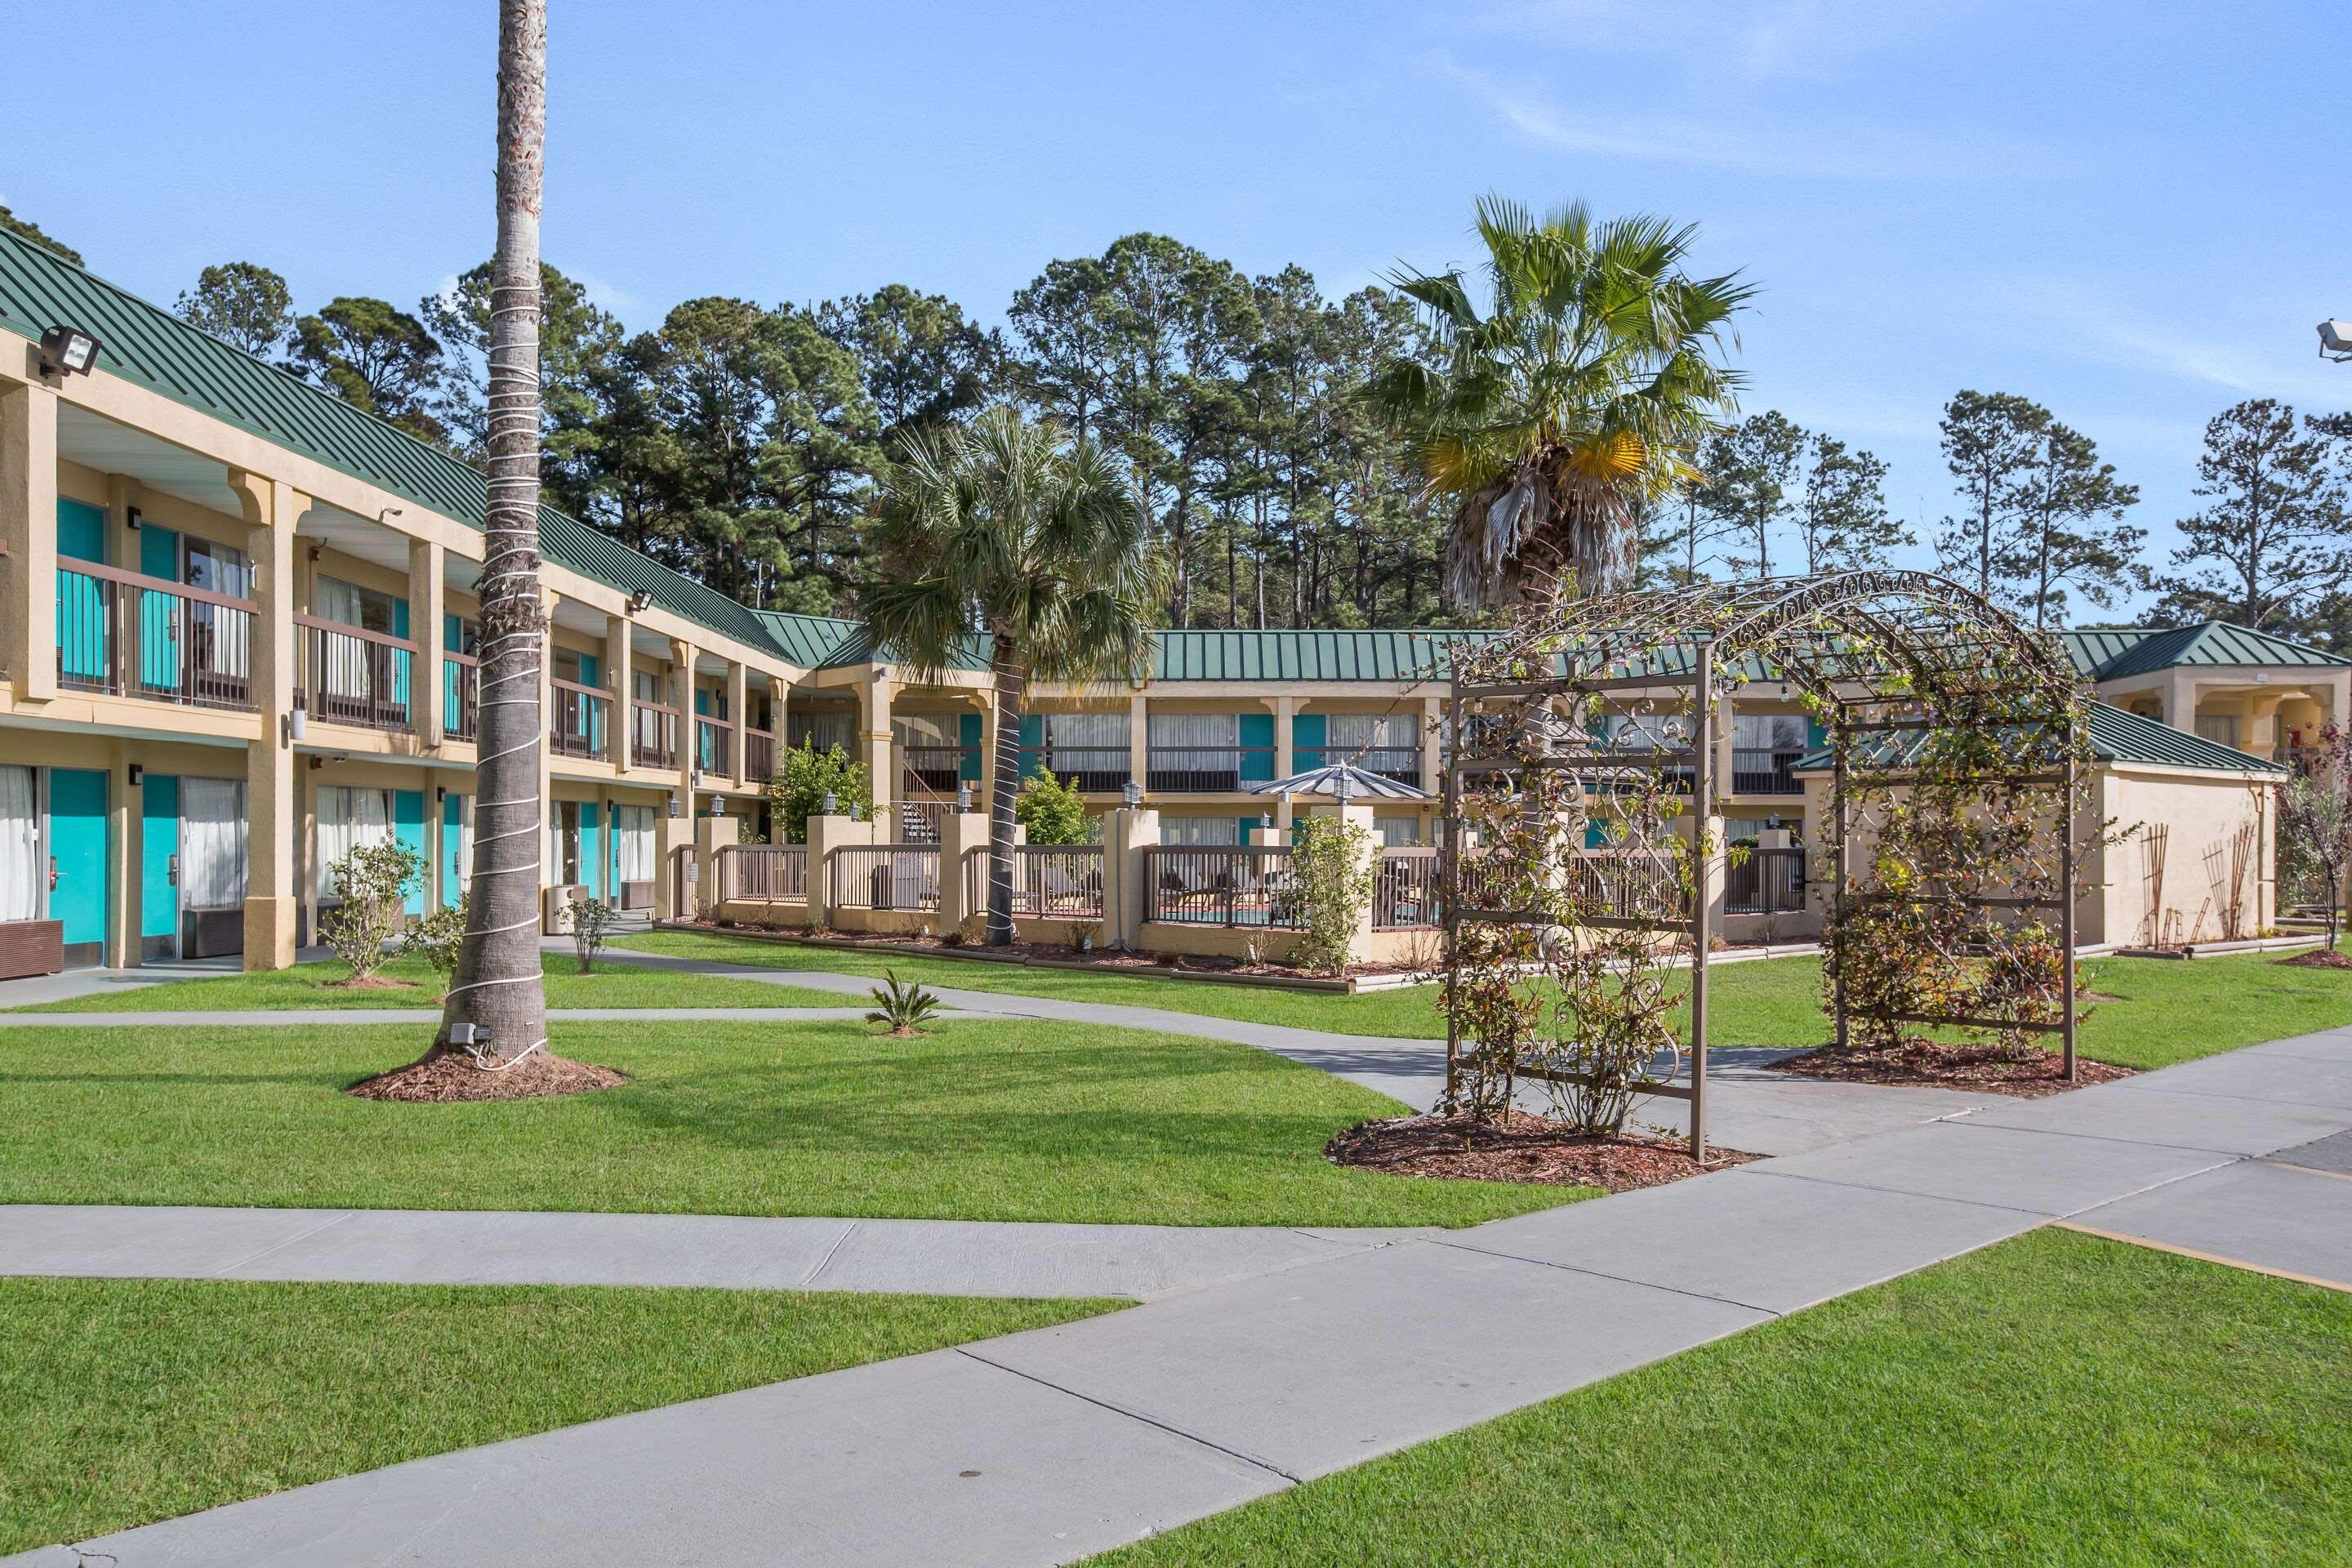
left=627, top=590, right=653, bottom=615
left=1121, top=779, right=1142, bottom=808
left=125, top=506, right=143, bottom=532
left=38, top=324, right=100, bottom=378
left=127, top=763, right=144, bottom=786
left=306, top=544, right=323, bottom=563
left=378, top=507, right=404, bottom=524
left=435, top=785, right=447, bottom=803
left=282, top=700, right=308, bottom=746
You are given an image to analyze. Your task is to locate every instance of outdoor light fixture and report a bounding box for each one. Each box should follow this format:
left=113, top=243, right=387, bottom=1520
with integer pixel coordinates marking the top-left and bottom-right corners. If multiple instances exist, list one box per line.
left=1122, top=779, right=1142, bottom=807
left=1766, top=813, right=1782, bottom=831
left=1332, top=770, right=1356, bottom=804
left=38, top=324, right=100, bottom=377
left=667, top=796, right=681, bottom=819
left=125, top=506, right=142, bottom=532
left=627, top=590, right=654, bottom=614
left=283, top=700, right=309, bottom=746
left=956, top=782, right=973, bottom=810
left=710, top=795, right=726, bottom=817
left=820, top=791, right=839, bottom=816
left=436, top=785, right=447, bottom=803
left=127, top=763, right=143, bottom=786
left=2319, top=321, right=2352, bottom=363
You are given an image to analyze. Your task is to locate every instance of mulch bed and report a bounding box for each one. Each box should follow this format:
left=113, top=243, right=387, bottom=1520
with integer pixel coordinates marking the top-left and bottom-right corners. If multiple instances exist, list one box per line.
left=1326, top=1112, right=1759, bottom=1192
left=1766, top=1040, right=2133, bottom=1098
left=2279, top=948, right=2352, bottom=970
left=701, top=920, right=1428, bottom=981
left=323, top=975, right=420, bottom=991
left=346, top=1048, right=627, bottom=1103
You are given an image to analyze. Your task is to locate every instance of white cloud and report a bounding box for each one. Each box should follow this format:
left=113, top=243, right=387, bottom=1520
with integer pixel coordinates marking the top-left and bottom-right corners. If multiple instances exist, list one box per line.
left=2017, top=280, right=2352, bottom=412
left=1445, top=62, right=2047, bottom=183
left=1456, top=0, right=1962, bottom=83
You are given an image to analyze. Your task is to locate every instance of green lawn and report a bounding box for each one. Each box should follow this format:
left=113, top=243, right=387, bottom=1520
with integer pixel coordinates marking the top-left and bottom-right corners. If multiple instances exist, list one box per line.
left=0, top=1276, right=1112, bottom=1557
left=1095, top=1229, right=2352, bottom=1567
left=615, top=929, right=2352, bottom=1069
left=9, top=951, right=849, bottom=1013
left=0, top=1016, right=1573, bottom=1227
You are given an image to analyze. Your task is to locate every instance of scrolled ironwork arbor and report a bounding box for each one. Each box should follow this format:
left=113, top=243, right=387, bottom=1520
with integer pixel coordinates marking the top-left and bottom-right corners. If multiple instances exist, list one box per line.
left=1441, top=570, right=2092, bottom=1162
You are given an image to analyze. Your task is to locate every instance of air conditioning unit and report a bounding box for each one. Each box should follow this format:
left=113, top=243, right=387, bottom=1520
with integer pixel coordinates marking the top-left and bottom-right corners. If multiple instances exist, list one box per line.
left=181, top=906, right=245, bottom=960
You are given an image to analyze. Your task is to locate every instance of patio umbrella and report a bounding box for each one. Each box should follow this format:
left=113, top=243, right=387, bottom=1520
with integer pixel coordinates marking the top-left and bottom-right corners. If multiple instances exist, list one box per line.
left=1244, top=760, right=1433, bottom=801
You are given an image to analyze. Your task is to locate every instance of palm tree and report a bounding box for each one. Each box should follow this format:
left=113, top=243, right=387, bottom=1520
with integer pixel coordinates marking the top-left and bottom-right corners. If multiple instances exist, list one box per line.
left=866, top=407, right=1163, bottom=946
left=1371, top=195, right=1754, bottom=606
left=439, top=0, right=550, bottom=1062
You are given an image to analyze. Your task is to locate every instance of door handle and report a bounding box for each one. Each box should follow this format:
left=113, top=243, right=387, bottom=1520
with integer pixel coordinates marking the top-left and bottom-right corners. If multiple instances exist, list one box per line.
left=47, top=857, right=59, bottom=892
left=167, top=853, right=179, bottom=889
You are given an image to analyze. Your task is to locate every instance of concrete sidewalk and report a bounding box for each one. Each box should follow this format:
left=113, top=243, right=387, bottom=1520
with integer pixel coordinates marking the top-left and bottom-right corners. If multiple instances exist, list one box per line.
left=16, top=1026, right=2351, bottom=1567
left=0, top=1205, right=1431, bottom=1302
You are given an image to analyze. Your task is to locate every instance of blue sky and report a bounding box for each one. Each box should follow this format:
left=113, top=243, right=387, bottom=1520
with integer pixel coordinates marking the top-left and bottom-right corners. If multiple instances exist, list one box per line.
left=12, top=0, right=2349, bottom=616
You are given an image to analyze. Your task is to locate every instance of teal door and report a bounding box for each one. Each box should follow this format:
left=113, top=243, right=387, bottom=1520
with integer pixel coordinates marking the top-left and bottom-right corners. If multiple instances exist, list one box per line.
left=1018, top=713, right=1044, bottom=780
left=137, top=524, right=182, bottom=693
left=140, top=773, right=181, bottom=954
left=442, top=792, right=469, bottom=902
left=958, top=713, right=983, bottom=782
left=56, top=500, right=109, bottom=684
left=48, top=768, right=109, bottom=964
left=1292, top=713, right=1326, bottom=772
left=578, top=802, right=604, bottom=901
left=393, top=791, right=426, bottom=916
left=1238, top=713, right=1276, bottom=783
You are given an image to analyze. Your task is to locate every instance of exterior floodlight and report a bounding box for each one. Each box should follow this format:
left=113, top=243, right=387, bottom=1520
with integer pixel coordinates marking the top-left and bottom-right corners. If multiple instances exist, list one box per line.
left=627, top=589, right=653, bottom=614
left=2323, top=321, right=2352, bottom=363
left=1122, top=779, right=1142, bottom=807
left=39, top=324, right=100, bottom=376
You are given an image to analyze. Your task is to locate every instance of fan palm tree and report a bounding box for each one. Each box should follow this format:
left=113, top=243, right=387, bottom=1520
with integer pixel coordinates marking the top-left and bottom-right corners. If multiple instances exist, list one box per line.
left=439, top=0, right=550, bottom=1062
left=866, top=406, right=1164, bottom=946
left=1372, top=195, right=1754, bottom=606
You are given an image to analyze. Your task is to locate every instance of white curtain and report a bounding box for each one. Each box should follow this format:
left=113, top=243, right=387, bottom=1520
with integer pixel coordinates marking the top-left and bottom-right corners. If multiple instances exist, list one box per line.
left=1733, top=713, right=1806, bottom=751
left=1149, top=712, right=1237, bottom=773
left=1328, top=714, right=1414, bottom=751
left=1162, top=815, right=1239, bottom=845
left=180, top=779, right=247, bottom=909
left=315, top=786, right=390, bottom=898
left=186, top=541, right=252, bottom=679
left=786, top=710, right=853, bottom=751
left=891, top=714, right=952, bottom=746
left=0, top=766, right=36, bottom=922
left=1374, top=813, right=1423, bottom=847
left=618, top=806, right=655, bottom=881
left=315, top=577, right=372, bottom=699
left=1046, top=712, right=1129, bottom=749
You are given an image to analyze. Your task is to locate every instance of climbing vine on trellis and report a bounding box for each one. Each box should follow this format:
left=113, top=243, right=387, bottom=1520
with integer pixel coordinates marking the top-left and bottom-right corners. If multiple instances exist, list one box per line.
left=1442, top=570, right=2109, bottom=1154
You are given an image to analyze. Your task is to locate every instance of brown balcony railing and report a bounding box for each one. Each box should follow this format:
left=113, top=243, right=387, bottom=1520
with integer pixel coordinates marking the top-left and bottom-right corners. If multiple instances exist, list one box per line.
left=746, top=728, right=777, bottom=782
left=1145, top=746, right=1277, bottom=793
left=632, top=702, right=677, bottom=769
left=550, top=679, right=611, bottom=760
left=1730, top=746, right=1806, bottom=795
left=902, top=743, right=974, bottom=792
left=962, top=844, right=1107, bottom=920
left=1725, top=846, right=1807, bottom=915
left=1019, top=746, right=1133, bottom=792
left=697, top=716, right=733, bottom=777
left=719, top=844, right=807, bottom=902
left=1373, top=848, right=1441, bottom=929
left=296, top=614, right=415, bottom=732
left=55, top=561, right=256, bottom=711
left=443, top=649, right=479, bottom=742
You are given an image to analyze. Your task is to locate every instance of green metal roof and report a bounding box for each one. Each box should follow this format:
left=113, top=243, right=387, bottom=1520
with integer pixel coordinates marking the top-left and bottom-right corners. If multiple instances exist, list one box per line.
left=0, top=226, right=797, bottom=665
left=1797, top=701, right=2283, bottom=776
left=755, top=610, right=866, bottom=669
left=1146, top=628, right=1500, bottom=683
left=2062, top=622, right=2349, bottom=679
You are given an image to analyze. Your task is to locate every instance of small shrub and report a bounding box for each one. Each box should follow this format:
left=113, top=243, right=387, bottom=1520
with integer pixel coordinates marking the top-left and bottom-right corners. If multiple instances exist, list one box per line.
left=865, top=969, right=944, bottom=1035
left=319, top=840, right=422, bottom=983
left=403, top=894, right=468, bottom=996
left=570, top=897, right=623, bottom=973
left=767, top=741, right=873, bottom=844
left=1291, top=817, right=1376, bottom=976
left=1015, top=770, right=1092, bottom=845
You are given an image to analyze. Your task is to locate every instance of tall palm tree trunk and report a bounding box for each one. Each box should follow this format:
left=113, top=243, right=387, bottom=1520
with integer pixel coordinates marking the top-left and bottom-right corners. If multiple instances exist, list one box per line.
left=986, top=644, right=1023, bottom=947
left=440, top=0, right=549, bottom=1058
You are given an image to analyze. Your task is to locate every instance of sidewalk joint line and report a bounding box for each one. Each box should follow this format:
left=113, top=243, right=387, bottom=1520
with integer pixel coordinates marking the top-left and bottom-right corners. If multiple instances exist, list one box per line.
left=952, top=1348, right=1303, bottom=1484
left=207, top=1210, right=360, bottom=1277
left=1939, top=1116, right=2279, bottom=1158
left=1425, top=1237, right=1784, bottom=1317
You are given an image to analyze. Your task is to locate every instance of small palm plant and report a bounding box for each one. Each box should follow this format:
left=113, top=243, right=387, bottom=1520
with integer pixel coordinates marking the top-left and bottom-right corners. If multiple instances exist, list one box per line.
left=866, top=969, right=944, bottom=1036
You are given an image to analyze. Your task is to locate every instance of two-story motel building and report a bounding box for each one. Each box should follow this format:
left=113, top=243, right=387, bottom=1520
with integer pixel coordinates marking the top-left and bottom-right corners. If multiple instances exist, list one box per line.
left=0, top=228, right=2334, bottom=975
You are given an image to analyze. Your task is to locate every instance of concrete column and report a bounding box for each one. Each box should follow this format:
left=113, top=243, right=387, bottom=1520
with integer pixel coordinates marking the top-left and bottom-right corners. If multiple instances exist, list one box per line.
left=605, top=613, right=634, bottom=775
left=671, top=639, right=698, bottom=805
left=0, top=377, right=59, bottom=702
left=693, top=813, right=741, bottom=921
left=234, top=473, right=301, bottom=970
left=937, top=809, right=990, bottom=933
left=1338, top=800, right=1380, bottom=960
left=858, top=675, right=895, bottom=811
left=109, top=744, right=138, bottom=969
left=1129, top=693, right=1149, bottom=795
left=408, top=537, right=444, bottom=749
left=1421, top=696, right=1443, bottom=792
left=2166, top=673, right=2198, bottom=732
left=727, top=659, right=750, bottom=788
left=1102, top=805, right=1159, bottom=951
left=1274, top=695, right=1296, bottom=779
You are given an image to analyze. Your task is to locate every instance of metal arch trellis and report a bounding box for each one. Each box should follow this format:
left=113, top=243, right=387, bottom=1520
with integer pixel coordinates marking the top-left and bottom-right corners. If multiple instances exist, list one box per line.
left=1439, top=569, right=2094, bottom=1164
